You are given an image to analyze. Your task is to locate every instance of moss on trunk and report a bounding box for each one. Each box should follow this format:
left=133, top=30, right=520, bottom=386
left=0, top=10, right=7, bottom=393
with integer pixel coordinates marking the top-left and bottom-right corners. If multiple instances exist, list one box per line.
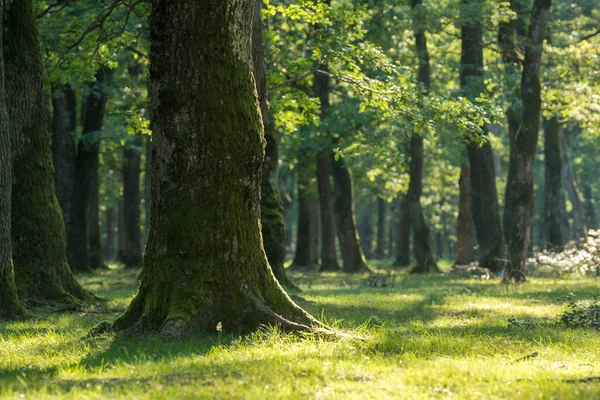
left=113, top=0, right=321, bottom=338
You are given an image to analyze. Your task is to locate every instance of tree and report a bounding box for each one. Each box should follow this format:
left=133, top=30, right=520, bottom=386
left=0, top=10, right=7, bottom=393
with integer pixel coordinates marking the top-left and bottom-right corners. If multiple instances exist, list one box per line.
left=454, top=163, right=477, bottom=265
left=503, top=0, right=553, bottom=282
left=119, top=134, right=143, bottom=268
left=543, top=116, right=564, bottom=249
left=0, top=0, right=26, bottom=320
left=4, top=0, right=93, bottom=305
left=113, top=0, right=321, bottom=338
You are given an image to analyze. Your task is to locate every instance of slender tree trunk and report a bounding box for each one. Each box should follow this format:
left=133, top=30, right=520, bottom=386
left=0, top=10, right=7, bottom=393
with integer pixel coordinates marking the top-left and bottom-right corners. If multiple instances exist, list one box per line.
left=454, top=165, right=477, bottom=264
left=5, top=0, right=93, bottom=305
left=408, top=0, right=439, bottom=274
left=582, top=172, right=597, bottom=230
left=144, top=135, right=151, bottom=243
left=331, top=156, right=369, bottom=273
left=51, top=84, right=77, bottom=239
left=503, top=0, right=553, bottom=282
left=560, top=127, right=586, bottom=240
left=70, top=68, right=110, bottom=272
left=113, top=0, right=320, bottom=337
left=461, top=0, right=507, bottom=272
left=0, top=0, right=26, bottom=319
left=359, top=202, right=374, bottom=260
left=316, top=153, right=340, bottom=271
left=388, top=198, right=397, bottom=258
left=88, top=169, right=104, bottom=269
left=118, top=200, right=126, bottom=260
left=119, top=135, right=143, bottom=268
left=291, top=177, right=315, bottom=269
left=375, top=197, right=386, bottom=260
left=309, top=198, right=319, bottom=264
left=104, top=207, right=115, bottom=261
left=543, top=116, right=564, bottom=249
left=395, top=195, right=410, bottom=266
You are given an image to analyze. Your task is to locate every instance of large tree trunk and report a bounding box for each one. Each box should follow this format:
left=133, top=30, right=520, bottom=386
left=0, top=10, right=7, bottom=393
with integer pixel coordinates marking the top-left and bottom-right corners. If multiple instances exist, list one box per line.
left=454, top=165, right=477, bottom=264
left=543, top=116, right=564, bottom=249
left=560, top=127, right=586, bottom=240
left=51, top=84, right=77, bottom=241
left=461, top=2, right=507, bottom=272
left=119, top=135, right=143, bottom=268
left=375, top=197, right=386, bottom=260
left=331, top=156, right=369, bottom=273
left=503, top=0, right=552, bottom=282
left=0, top=0, right=26, bottom=319
left=395, top=195, right=410, bottom=266
left=70, top=68, right=110, bottom=272
left=113, top=0, right=319, bottom=338
left=408, top=0, right=439, bottom=274
left=316, top=153, right=340, bottom=271
left=5, top=0, right=93, bottom=305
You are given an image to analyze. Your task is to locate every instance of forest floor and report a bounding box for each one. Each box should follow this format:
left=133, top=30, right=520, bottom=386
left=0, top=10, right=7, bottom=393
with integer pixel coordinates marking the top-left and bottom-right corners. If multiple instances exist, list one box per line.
left=1, top=261, right=599, bottom=399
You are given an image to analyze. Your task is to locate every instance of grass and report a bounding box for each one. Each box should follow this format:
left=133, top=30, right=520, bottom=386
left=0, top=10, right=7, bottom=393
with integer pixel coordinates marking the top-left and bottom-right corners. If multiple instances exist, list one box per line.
left=0, top=263, right=599, bottom=399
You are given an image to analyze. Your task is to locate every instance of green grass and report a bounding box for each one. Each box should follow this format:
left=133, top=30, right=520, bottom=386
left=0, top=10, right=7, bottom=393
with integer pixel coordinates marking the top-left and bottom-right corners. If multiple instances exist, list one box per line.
left=1, top=264, right=599, bottom=399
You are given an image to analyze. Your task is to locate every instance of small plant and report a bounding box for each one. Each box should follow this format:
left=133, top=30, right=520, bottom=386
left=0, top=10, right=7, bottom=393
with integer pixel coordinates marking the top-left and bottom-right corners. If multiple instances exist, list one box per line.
left=559, top=295, right=600, bottom=329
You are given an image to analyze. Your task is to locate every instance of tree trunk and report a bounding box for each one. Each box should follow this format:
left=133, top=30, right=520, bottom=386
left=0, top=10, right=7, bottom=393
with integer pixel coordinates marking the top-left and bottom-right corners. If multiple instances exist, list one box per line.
left=503, top=0, right=552, bottom=282
left=104, top=207, right=116, bottom=261
left=5, top=0, right=93, bottom=305
left=408, top=0, right=439, bottom=274
left=290, top=176, right=316, bottom=269
left=375, top=197, right=386, bottom=260
left=461, top=0, right=506, bottom=272
left=309, top=198, right=319, bottom=264
left=543, top=116, right=564, bottom=249
left=51, top=84, right=77, bottom=242
left=395, top=195, right=410, bottom=266
left=454, top=165, right=477, bottom=264
left=0, top=0, right=26, bottom=319
left=70, top=68, right=110, bottom=272
left=560, top=127, right=586, bottom=240
left=316, top=153, right=340, bottom=271
left=120, top=135, right=143, bottom=268
left=144, top=134, right=151, bottom=243
left=359, top=202, right=374, bottom=260
left=331, top=156, right=369, bottom=273
left=113, top=0, right=320, bottom=338
left=88, top=168, right=104, bottom=269
left=582, top=172, right=597, bottom=230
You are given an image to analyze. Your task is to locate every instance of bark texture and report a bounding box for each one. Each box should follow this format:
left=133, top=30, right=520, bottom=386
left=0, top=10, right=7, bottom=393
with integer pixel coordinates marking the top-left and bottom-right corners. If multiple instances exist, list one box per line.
left=454, top=165, right=477, bottom=264
left=119, top=134, right=143, bottom=268
left=503, top=0, right=552, bottom=282
left=0, top=0, right=26, bottom=319
left=543, top=116, right=564, bottom=249
left=461, top=0, right=507, bottom=272
left=114, top=0, right=319, bottom=337
left=316, top=153, right=339, bottom=271
left=4, top=0, right=93, bottom=305
left=408, top=0, right=439, bottom=274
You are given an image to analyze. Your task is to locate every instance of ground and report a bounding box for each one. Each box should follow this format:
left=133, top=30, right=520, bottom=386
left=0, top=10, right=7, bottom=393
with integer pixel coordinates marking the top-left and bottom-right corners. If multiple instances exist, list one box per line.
left=0, top=261, right=599, bottom=399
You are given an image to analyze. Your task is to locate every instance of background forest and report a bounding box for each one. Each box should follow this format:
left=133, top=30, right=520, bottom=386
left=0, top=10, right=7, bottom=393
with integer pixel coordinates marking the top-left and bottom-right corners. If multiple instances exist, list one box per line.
left=0, top=0, right=599, bottom=398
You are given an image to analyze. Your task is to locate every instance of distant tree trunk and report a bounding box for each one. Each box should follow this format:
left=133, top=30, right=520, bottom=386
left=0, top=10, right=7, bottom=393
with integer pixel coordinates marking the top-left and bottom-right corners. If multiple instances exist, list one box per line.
left=395, top=195, right=410, bottom=266
left=582, top=172, right=597, bottom=230
left=291, top=177, right=315, bottom=269
left=118, top=200, right=126, bottom=261
left=144, top=135, right=151, bottom=242
left=5, top=0, right=93, bottom=305
left=51, top=84, right=77, bottom=240
left=70, top=68, right=110, bottom=272
left=309, top=198, right=319, bottom=264
left=454, top=165, right=477, bottom=264
left=113, top=0, right=320, bottom=337
left=560, top=127, right=586, bottom=240
left=331, top=156, right=369, bottom=273
left=120, top=135, right=143, bottom=268
left=104, top=207, right=116, bottom=261
left=88, top=169, right=104, bottom=269
left=375, top=197, right=386, bottom=260
left=504, top=0, right=552, bottom=282
left=316, top=153, right=340, bottom=271
left=543, top=116, right=564, bottom=249
left=359, top=202, right=374, bottom=260
left=0, top=0, right=26, bottom=319
left=461, top=0, right=506, bottom=272
left=408, top=0, right=439, bottom=274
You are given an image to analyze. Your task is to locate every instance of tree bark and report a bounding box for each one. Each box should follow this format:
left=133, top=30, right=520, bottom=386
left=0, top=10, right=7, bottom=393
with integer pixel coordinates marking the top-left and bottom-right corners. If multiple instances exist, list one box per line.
left=88, top=167, right=104, bottom=269
left=51, top=84, right=77, bottom=243
left=560, top=127, right=586, bottom=240
left=395, top=195, right=410, bottom=266
left=144, top=134, right=151, bottom=243
left=582, top=172, right=597, bottom=230
left=454, top=164, right=477, bottom=264
left=358, top=202, right=374, bottom=260
left=290, top=175, right=316, bottom=269
left=113, top=0, right=320, bottom=338
left=408, top=0, right=439, bottom=274
left=104, top=207, right=116, bottom=261
left=119, top=134, right=143, bottom=268
left=331, top=155, right=369, bottom=273
left=543, top=116, right=564, bottom=249
left=461, top=0, right=506, bottom=272
left=0, top=0, right=26, bottom=319
left=375, top=197, right=386, bottom=260
left=316, top=153, right=340, bottom=271
left=5, top=0, right=93, bottom=305
left=70, top=68, right=110, bottom=272
left=503, top=0, right=552, bottom=282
